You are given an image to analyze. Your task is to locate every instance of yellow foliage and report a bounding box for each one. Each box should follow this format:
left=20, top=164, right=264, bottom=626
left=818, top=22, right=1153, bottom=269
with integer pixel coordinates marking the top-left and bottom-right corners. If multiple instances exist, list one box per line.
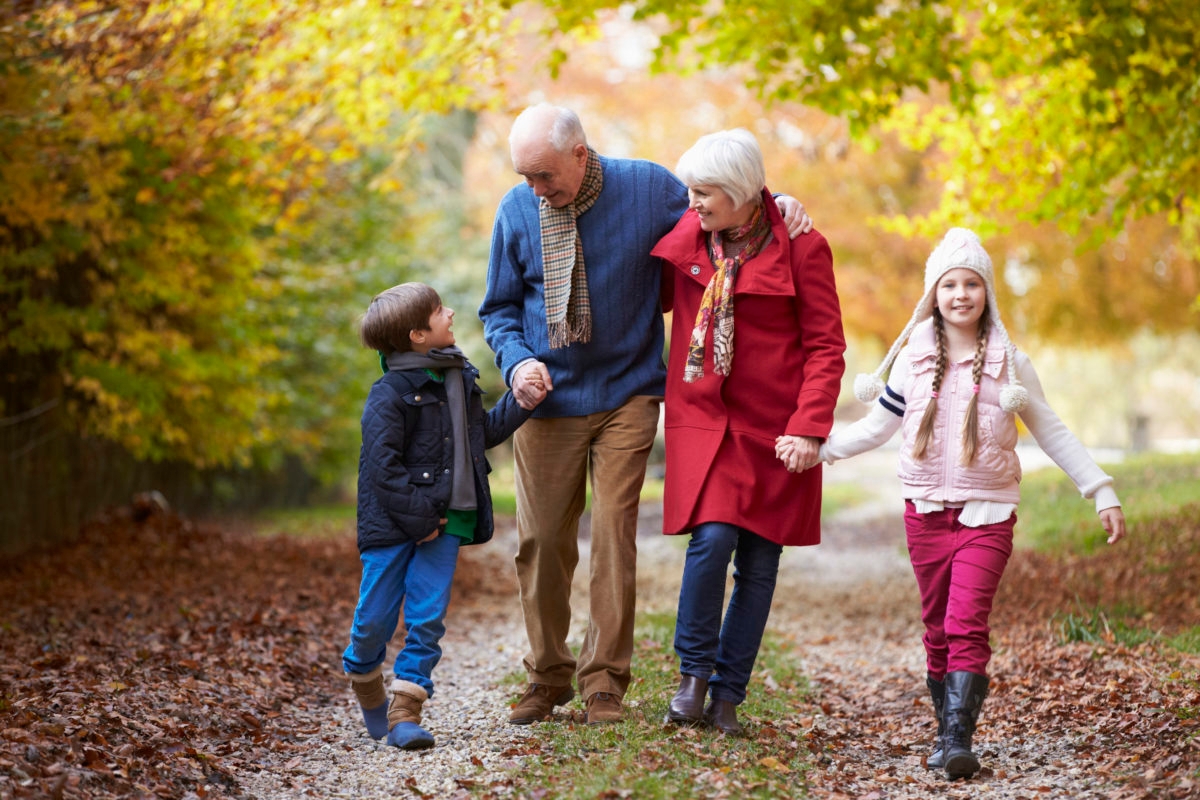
left=1, top=0, right=521, bottom=468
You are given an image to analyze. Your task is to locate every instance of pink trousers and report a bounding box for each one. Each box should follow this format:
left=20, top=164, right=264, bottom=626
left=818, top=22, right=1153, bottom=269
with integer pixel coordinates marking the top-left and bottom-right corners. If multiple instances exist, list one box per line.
left=904, top=501, right=1015, bottom=679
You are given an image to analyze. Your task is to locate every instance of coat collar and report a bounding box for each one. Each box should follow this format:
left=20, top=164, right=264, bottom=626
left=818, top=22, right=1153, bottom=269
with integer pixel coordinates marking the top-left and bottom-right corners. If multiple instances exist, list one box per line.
left=383, top=363, right=475, bottom=392
left=651, top=187, right=795, bottom=296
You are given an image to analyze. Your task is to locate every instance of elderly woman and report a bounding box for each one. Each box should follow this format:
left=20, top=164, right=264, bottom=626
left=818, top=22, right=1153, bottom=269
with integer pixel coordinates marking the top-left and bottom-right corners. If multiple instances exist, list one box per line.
left=650, top=129, right=846, bottom=734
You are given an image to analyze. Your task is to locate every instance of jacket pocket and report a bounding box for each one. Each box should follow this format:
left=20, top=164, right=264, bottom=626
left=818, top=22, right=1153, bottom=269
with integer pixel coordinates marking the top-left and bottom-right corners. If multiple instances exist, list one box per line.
left=409, top=464, right=438, bottom=485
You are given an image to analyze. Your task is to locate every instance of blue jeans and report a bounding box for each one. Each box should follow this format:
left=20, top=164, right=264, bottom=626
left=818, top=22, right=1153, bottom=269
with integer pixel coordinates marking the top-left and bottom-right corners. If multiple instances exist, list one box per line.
left=673, top=522, right=783, bottom=705
left=342, top=533, right=461, bottom=697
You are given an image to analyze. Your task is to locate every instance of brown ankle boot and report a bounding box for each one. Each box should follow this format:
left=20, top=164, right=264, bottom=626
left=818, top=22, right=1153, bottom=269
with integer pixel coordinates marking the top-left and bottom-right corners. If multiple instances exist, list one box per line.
left=388, top=679, right=429, bottom=728
left=347, top=666, right=388, bottom=739
left=703, top=698, right=744, bottom=736
left=348, top=665, right=387, bottom=708
left=666, top=675, right=708, bottom=724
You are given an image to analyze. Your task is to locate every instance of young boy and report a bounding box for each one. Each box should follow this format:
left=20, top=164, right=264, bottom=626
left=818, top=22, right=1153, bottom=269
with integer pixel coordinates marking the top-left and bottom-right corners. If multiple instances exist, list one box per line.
left=343, top=282, right=544, bottom=749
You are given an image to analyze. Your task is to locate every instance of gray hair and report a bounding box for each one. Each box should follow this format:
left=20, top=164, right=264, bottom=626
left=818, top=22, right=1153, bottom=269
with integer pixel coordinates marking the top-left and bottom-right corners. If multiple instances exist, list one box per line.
left=509, top=103, right=587, bottom=153
left=674, top=128, right=766, bottom=209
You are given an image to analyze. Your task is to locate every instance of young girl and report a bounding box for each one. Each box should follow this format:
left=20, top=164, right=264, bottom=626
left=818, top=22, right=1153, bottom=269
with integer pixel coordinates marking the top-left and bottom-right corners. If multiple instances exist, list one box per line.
left=778, top=227, right=1127, bottom=779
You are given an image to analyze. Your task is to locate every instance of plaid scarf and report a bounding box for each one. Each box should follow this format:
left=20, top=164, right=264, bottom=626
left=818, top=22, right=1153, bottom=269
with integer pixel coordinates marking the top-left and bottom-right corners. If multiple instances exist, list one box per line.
left=540, top=147, right=603, bottom=349
left=683, top=202, right=772, bottom=383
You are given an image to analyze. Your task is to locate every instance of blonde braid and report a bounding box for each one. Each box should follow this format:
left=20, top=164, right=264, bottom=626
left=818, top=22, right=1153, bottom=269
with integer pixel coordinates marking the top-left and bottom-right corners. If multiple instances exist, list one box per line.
left=911, top=312, right=948, bottom=461
left=960, top=315, right=991, bottom=465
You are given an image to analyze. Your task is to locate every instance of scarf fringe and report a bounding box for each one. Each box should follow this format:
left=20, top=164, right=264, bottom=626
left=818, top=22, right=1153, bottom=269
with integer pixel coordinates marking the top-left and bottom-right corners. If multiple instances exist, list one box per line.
left=548, top=318, right=592, bottom=349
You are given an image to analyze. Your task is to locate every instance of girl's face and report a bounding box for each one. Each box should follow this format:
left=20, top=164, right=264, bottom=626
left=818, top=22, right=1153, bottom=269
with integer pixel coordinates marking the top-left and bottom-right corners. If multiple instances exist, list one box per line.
left=688, top=184, right=751, bottom=232
left=415, top=304, right=455, bottom=351
left=936, top=268, right=987, bottom=333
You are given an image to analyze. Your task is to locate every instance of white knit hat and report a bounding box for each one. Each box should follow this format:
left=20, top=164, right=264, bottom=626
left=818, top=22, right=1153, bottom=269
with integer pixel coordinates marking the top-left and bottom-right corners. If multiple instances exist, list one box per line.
left=853, top=227, right=1029, bottom=413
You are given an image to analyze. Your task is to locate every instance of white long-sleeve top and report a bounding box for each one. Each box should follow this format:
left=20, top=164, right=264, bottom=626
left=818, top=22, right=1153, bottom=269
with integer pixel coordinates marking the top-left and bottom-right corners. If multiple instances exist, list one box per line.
left=821, top=347, right=1120, bottom=526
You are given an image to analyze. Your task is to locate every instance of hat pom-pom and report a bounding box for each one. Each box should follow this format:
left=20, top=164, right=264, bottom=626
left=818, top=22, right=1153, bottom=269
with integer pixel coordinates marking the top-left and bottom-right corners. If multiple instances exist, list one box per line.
left=1000, top=383, right=1029, bottom=413
left=854, top=373, right=884, bottom=404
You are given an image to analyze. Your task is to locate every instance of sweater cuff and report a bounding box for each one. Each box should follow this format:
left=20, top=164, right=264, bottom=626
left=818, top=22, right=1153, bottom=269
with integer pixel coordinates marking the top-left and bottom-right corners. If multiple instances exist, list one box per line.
left=1092, top=485, right=1121, bottom=513
left=507, top=357, right=537, bottom=387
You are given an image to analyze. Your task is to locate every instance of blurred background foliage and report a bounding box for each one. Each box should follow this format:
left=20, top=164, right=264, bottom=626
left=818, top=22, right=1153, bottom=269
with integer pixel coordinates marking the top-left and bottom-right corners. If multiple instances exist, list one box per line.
left=2, top=0, right=1197, bottom=552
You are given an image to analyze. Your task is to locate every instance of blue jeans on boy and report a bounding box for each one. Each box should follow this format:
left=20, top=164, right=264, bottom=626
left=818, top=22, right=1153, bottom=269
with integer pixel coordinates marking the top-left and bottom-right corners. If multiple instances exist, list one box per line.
left=674, top=521, right=783, bottom=705
left=343, top=533, right=461, bottom=696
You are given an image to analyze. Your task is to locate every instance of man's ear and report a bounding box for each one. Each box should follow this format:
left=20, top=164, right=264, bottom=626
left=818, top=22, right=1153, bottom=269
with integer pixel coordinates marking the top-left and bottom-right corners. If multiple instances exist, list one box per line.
left=573, top=143, right=589, bottom=165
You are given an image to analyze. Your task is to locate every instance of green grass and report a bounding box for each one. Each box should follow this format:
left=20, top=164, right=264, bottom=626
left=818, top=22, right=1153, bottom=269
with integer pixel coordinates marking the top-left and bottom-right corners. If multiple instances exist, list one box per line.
left=1055, top=599, right=1162, bottom=649
left=483, top=612, right=816, bottom=799
left=1057, top=609, right=1200, bottom=657
left=1017, top=451, right=1200, bottom=553
left=820, top=481, right=873, bottom=516
left=247, top=503, right=356, bottom=538
left=1033, top=452, right=1200, bottom=656
left=490, top=460, right=872, bottom=519
left=489, top=463, right=668, bottom=518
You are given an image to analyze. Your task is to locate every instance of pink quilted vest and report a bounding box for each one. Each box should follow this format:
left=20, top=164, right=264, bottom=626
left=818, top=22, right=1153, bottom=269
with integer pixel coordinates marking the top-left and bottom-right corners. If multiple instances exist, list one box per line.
left=897, top=320, right=1022, bottom=504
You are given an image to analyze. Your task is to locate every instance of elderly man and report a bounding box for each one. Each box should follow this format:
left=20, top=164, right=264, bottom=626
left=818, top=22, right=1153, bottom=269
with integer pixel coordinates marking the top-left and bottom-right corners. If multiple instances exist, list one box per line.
left=480, top=103, right=808, bottom=725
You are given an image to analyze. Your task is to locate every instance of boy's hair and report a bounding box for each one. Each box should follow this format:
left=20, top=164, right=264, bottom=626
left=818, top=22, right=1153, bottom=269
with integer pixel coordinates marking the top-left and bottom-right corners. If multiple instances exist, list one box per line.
left=359, top=283, right=442, bottom=354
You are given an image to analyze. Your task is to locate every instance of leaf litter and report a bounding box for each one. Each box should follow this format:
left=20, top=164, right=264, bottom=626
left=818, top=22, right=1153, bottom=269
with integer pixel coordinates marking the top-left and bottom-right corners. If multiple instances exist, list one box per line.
left=0, top=500, right=1197, bottom=798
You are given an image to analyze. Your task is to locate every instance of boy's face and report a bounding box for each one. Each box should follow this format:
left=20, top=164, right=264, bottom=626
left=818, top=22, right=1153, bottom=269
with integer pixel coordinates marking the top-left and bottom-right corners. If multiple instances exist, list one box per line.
left=411, top=304, right=455, bottom=352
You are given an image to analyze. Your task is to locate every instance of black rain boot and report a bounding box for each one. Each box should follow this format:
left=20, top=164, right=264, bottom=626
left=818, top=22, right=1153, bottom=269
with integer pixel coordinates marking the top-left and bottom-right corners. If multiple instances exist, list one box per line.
left=942, top=671, right=989, bottom=780
left=925, top=675, right=946, bottom=770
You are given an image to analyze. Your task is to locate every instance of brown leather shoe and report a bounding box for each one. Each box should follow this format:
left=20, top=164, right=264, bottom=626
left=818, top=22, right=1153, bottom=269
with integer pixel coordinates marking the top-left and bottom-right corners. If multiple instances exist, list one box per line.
left=666, top=675, right=708, bottom=724
left=509, top=683, right=575, bottom=725
left=585, top=691, right=623, bottom=725
left=703, top=698, right=744, bottom=735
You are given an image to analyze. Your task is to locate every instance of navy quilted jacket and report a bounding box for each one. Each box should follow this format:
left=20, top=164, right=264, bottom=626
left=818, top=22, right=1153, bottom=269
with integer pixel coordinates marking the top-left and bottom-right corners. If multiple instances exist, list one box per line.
left=356, top=361, right=529, bottom=552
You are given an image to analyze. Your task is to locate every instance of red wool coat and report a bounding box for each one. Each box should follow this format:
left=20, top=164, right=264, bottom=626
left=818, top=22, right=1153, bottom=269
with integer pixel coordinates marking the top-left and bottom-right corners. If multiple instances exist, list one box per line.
left=650, top=189, right=846, bottom=546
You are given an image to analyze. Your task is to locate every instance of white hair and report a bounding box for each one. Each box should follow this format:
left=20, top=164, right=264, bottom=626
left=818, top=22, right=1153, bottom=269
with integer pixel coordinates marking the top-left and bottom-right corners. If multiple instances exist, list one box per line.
left=509, top=103, right=587, bottom=153
left=674, top=128, right=765, bottom=209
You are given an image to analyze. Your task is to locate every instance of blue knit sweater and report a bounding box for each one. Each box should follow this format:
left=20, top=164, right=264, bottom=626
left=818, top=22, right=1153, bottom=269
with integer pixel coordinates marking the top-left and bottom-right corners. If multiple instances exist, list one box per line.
left=480, top=156, right=688, bottom=418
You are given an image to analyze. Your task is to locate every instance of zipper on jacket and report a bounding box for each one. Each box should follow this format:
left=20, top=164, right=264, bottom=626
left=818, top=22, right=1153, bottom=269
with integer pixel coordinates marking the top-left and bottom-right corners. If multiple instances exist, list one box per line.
left=943, top=361, right=961, bottom=495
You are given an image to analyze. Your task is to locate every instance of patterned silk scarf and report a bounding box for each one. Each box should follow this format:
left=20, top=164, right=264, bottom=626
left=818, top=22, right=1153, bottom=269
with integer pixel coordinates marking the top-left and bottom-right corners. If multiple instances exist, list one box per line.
left=683, top=202, right=773, bottom=383
left=540, top=147, right=603, bottom=349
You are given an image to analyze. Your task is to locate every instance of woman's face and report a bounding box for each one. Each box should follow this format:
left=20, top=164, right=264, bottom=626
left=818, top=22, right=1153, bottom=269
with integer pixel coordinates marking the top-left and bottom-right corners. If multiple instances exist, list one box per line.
left=688, top=184, right=750, bottom=232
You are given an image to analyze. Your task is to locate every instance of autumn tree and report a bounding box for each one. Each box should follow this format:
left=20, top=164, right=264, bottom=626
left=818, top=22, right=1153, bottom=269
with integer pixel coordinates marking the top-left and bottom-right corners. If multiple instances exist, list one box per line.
left=535, top=0, right=1200, bottom=340
left=0, top=0, right=515, bottom=546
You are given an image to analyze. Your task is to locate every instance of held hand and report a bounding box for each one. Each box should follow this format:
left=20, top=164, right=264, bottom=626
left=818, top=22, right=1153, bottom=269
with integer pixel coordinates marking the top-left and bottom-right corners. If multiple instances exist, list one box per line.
left=418, top=527, right=442, bottom=545
left=775, top=435, right=821, bottom=473
left=514, top=361, right=552, bottom=410
left=774, top=195, right=814, bottom=239
left=1099, top=507, right=1127, bottom=545
left=774, top=436, right=801, bottom=467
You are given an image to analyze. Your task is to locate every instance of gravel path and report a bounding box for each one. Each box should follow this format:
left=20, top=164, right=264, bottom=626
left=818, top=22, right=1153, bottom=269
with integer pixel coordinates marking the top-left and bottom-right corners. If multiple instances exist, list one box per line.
left=233, top=445, right=1154, bottom=799
left=232, top=532, right=537, bottom=799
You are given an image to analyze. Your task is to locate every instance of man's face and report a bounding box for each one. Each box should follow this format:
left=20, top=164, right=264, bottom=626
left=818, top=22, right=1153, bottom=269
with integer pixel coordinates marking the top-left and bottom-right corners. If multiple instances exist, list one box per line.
left=511, top=140, right=588, bottom=208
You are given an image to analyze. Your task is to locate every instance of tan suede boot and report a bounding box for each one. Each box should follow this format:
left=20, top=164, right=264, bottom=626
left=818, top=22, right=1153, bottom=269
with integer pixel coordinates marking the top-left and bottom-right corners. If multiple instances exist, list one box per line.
left=386, top=679, right=434, bottom=749
left=387, top=679, right=428, bottom=726
left=346, top=665, right=388, bottom=739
